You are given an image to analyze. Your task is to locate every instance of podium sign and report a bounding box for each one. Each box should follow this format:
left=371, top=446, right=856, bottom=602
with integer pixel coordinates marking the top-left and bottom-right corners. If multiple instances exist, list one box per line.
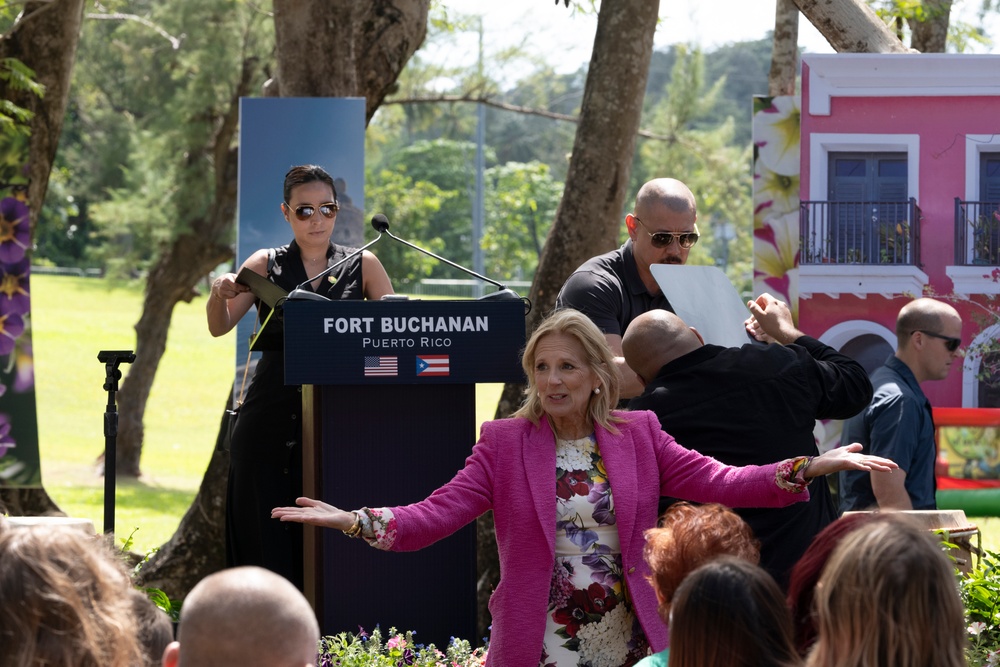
left=288, top=298, right=525, bottom=646
left=284, top=299, right=525, bottom=385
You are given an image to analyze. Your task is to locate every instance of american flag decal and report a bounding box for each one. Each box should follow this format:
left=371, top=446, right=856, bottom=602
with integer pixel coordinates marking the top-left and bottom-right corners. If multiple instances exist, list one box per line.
left=364, top=356, right=398, bottom=377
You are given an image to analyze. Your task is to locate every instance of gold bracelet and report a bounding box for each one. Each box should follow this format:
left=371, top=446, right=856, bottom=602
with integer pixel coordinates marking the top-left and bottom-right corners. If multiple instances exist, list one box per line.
left=343, top=511, right=362, bottom=538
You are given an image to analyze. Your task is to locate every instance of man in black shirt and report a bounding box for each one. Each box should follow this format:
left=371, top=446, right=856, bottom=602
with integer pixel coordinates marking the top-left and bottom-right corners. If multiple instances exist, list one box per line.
left=623, top=293, right=873, bottom=588
left=556, top=178, right=700, bottom=398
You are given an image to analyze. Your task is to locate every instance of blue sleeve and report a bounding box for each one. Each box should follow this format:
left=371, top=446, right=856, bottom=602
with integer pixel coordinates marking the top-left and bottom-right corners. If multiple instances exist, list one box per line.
left=867, top=390, right=921, bottom=473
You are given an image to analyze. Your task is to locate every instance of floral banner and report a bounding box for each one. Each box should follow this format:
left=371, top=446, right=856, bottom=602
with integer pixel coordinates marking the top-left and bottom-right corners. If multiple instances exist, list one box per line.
left=0, top=133, right=41, bottom=486
left=752, top=95, right=801, bottom=323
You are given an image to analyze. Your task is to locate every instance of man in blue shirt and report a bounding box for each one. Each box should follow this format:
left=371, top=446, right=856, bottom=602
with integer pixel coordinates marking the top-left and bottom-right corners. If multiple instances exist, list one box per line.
left=839, top=298, right=963, bottom=511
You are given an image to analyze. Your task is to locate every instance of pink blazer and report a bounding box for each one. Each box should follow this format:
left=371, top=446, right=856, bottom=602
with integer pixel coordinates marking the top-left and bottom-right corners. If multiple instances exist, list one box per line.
left=390, top=410, right=808, bottom=667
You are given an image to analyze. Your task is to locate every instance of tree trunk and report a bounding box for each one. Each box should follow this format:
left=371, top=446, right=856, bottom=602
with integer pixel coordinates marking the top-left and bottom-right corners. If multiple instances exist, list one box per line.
left=272, top=0, right=429, bottom=123
left=134, top=394, right=231, bottom=597
left=0, top=0, right=85, bottom=232
left=769, top=0, right=800, bottom=96
left=114, top=56, right=256, bottom=477
left=908, top=0, right=953, bottom=52
left=485, top=0, right=661, bottom=638
left=791, top=0, right=911, bottom=53
left=139, top=1, right=429, bottom=604
left=0, top=0, right=85, bottom=514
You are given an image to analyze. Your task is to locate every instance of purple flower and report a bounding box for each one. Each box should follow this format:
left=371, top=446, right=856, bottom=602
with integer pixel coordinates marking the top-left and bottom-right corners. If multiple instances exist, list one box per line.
left=0, top=413, right=15, bottom=458
left=0, top=257, right=29, bottom=316
left=0, top=198, right=30, bottom=264
left=0, top=311, right=24, bottom=355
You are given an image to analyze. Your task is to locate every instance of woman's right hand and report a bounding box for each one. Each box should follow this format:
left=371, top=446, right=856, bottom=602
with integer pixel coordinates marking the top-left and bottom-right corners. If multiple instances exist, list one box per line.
left=271, top=497, right=354, bottom=530
left=211, top=272, right=250, bottom=301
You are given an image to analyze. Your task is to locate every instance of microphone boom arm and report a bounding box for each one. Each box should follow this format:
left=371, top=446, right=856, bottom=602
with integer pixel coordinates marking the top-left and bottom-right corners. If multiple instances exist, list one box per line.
left=384, top=229, right=507, bottom=292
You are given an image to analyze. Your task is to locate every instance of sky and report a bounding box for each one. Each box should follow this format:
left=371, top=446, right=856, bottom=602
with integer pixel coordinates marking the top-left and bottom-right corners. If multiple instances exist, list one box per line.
left=430, top=0, right=998, bottom=83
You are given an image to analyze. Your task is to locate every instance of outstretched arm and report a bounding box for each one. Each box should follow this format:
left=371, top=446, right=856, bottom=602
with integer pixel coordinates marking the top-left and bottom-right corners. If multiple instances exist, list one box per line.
left=803, top=442, right=897, bottom=479
left=271, top=497, right=354, bottom=530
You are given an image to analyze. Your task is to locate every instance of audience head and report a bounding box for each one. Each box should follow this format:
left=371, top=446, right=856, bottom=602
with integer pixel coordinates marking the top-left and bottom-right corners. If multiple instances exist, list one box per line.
left=162, top=566, right=320, bottom=667
left=786, top=513, right=878, bottom=657
left=644, top=502, right=759, bottom=623
left=129, top=588, right=174, bottom=667
left=0, top=522, right=142, bottom=667
left=806, top=516, right=966, bottom=667
left=625, top=178, right=699, bottom=269
left=894, top=297, right=962, bottom=382
left=514, top=309, right=620, bottom=430
left=668, top=557, right=801, bottom=667
left=622, top=310, right=705, bottom=386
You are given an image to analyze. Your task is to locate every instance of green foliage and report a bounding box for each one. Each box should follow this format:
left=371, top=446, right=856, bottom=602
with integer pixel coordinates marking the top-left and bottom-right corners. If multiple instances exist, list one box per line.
left=366, top=167, right=450, bottom=286
left=483, top=161, right=561, bottom=280
left=960, top=549, right=1000, bottom=665
left=0, top=57, right=44, bottom=138
left=38, top=0, right=272, bottom=273
left=317, top=627, right=486, bottom=667
left=633, top=45, right=754, bottom=296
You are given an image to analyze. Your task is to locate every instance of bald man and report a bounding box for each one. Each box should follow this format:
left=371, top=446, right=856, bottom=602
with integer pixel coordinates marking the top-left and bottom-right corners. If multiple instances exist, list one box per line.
left=556, top=178, right=700, bottom=398
left=162, top=566, right=320, bottom=667
left=623, top=294, right=873, bottom=587
left=840, top=298, right=963, bottom=512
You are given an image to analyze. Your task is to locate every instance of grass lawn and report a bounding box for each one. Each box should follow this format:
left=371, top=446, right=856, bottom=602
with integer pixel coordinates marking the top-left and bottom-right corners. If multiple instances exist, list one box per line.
left=25, top=274, right=1000, bottom=558
left=29, top=274, right=508, bottom=554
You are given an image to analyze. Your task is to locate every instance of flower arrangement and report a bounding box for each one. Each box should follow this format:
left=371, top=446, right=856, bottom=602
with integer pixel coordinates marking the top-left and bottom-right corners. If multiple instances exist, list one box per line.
left=317, top=627, right=487, bottom=667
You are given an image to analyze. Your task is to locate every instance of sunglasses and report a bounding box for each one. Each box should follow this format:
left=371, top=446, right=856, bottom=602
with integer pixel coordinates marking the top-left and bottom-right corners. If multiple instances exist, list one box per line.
left=284, top=201, right=339, bottom=221
left=913, top=330, right=961, bottom=352
left=633, top=216, right=700, bottom=249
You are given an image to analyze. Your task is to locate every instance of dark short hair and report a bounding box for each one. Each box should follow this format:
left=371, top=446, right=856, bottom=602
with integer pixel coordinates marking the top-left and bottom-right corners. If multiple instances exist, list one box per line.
left=283, top=165, right=337, bottom=204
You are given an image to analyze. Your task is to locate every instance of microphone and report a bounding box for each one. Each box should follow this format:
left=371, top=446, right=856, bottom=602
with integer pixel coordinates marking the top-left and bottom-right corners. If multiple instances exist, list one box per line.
left=285, top=217, right=385, bottom=301
left=375, top=213, right=523, bottom=303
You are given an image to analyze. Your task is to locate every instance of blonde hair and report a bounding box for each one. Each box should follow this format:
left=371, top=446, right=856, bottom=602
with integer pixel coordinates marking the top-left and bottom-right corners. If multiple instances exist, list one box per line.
left=512, top=309, right=623, bottom=432
left=806, top=516, right=966, bottom=667
left=0, top=523, right=142, bottom=667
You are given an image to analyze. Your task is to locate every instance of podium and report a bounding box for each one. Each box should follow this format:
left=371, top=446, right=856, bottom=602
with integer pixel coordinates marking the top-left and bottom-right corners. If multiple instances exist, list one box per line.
left=283, top=298, right=525, bottom=645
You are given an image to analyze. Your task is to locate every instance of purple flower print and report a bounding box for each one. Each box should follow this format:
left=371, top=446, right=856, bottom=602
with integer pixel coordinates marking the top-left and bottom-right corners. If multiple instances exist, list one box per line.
left=0, top=257, right=29, bottom=316
left=0, top=198, right=30, bottom=264
left=0, top=413, right=15, bottom=457
left=0, top=311, right=24, bottom=355
left=14, top=336, right=32, bottom=392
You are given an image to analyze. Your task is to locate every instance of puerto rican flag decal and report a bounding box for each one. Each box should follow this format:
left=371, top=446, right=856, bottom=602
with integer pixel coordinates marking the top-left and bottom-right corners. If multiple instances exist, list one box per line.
left=416, top=355, right=450, bottom=377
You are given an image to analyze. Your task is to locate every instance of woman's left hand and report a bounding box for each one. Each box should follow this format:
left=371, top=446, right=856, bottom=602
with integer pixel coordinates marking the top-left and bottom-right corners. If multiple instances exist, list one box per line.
left=804, top=443, right=898, bottom=479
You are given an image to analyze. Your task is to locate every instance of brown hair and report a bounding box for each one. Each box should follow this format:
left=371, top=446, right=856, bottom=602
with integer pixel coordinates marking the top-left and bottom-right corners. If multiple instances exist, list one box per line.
left=0, top=523, right=142, bottom=667
left=806, top=516, right=966, bottom=667
left=669, top=557, right=802, bottom=667
left=282, top=164, right=337, bottom=204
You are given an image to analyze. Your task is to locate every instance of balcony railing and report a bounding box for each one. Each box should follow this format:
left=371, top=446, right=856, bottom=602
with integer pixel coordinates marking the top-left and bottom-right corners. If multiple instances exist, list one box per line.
left=955, top=198, right=1000, bottom=266
left=800, top=198, right=921, bottom=266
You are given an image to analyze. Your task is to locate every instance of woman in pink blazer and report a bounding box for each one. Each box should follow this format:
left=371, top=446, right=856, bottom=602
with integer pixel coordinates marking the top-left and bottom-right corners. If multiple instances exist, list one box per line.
left=273, top=309, right=894, bottom=667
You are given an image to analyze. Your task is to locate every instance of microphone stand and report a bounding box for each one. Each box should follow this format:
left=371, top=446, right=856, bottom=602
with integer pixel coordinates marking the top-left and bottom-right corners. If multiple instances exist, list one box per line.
left=286, top=232, right=383, bottom=301
left=98, top=349, right=135, bottom=537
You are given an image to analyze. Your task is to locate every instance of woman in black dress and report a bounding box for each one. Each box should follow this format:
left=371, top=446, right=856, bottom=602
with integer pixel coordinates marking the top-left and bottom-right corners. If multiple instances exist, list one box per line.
left=207, top=165, right=393, bottom=587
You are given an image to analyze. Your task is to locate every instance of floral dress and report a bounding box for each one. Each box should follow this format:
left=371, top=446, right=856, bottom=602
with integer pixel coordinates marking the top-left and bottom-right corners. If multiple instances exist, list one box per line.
left=540, top=435, right=649, bottom=667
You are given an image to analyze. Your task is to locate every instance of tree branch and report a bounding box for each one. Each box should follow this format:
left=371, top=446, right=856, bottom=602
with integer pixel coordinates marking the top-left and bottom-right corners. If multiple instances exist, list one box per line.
left=383, top=93, right=681, bottom=141
left=84, top=12, right=183, bottom=49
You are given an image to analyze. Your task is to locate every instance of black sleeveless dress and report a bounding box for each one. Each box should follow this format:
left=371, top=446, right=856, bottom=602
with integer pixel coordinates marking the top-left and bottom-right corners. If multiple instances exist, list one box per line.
left=225, top=239, right=363, bottom=588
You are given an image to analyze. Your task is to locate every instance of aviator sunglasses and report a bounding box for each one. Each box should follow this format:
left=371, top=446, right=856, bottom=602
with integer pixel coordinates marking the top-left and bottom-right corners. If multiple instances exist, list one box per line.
left=633, top=216, right=700, bottom=249
left=913, top=330, right=961, bottom=352
left=284, top=201, right=339, bottom=221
